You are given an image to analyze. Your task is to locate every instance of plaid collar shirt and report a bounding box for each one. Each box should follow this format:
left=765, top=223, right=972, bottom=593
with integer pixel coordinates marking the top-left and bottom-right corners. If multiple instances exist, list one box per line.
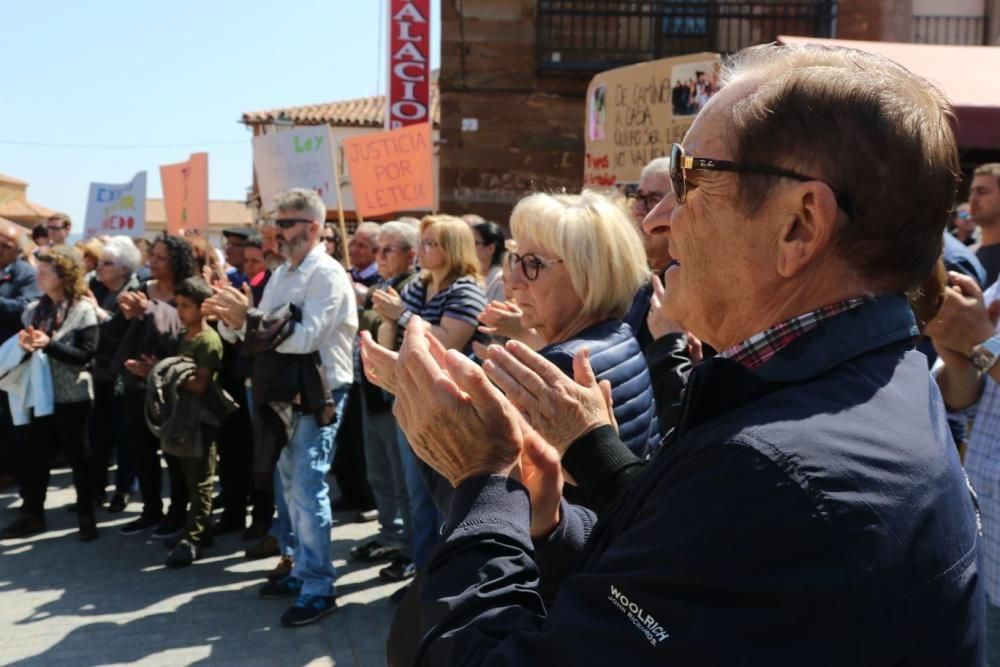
left=718, top=298, right=866, bottom=370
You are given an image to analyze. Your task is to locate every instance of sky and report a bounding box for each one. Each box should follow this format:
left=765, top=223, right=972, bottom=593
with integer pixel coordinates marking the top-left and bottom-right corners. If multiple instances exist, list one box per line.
left=0, top=0, right=440, bottom=232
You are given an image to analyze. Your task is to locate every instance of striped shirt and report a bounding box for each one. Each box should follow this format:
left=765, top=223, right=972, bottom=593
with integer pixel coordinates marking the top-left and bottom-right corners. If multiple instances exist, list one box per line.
left=398, top=274, right=487, bottom=350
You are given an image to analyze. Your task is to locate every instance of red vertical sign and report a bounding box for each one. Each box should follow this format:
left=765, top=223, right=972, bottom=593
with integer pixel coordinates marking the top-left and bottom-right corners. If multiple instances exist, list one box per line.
left=387, top=0, right=430, bottom=130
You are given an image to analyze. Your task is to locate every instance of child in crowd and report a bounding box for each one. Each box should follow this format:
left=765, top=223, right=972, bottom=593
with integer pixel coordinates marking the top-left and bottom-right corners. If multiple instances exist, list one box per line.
left=165, top=277, right=224, bottom=568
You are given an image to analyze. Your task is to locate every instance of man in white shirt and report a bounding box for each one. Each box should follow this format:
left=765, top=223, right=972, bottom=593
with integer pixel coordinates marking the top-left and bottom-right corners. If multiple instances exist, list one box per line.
left=206, top=188, right=357, bottom=628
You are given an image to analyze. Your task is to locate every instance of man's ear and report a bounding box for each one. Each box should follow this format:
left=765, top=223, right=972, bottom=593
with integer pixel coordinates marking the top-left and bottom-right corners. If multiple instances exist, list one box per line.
left=775, top=182, right=840, bottom=279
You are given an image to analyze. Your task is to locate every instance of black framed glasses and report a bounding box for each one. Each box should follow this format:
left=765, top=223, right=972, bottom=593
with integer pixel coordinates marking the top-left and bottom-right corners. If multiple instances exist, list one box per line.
left=507, top=252, right=563, bottom=281
left=274, top=218, right=312, bottom=229
left=627, top=189, right=668, bottom=212
left=669, top=143, right=854, bottom=217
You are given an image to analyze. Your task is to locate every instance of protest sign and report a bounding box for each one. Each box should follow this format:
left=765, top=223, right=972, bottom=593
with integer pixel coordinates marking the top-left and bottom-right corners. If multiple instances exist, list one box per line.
left=252, top=126, right=337, bottom=211
left=387, top=0, right=431, bottom=129
left=83, top=172, right=146, bottom=238
left=160, top=152, right=208, bottom=236
left=343, top=123, right=433, bottom=217
left=583, top=52, right=721, bottom=188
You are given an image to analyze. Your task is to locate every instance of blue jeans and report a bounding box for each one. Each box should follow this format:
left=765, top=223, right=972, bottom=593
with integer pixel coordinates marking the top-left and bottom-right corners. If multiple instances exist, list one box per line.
left=396, top=425, right=444, bottom=568
left=361, top=390, right=410, bottom=556
left=276, top=389, right=348, bottom=597
left=269, top=466, right=296, bottom=558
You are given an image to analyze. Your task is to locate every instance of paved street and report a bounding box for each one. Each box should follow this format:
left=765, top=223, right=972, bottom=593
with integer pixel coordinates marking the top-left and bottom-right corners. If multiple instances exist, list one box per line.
left=0, top=468, right=398, bottom=666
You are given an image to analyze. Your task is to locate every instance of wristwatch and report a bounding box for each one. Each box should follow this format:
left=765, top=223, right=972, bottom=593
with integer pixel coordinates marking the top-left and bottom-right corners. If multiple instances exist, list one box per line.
left=397, top=311, right=414, bottom=329
left=970, top=334, right=1000, bottom=372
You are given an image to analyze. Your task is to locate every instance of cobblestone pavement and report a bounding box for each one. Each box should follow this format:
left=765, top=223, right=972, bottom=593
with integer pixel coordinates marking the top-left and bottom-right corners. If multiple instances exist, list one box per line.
left=0, top=469, right=400, bottom=666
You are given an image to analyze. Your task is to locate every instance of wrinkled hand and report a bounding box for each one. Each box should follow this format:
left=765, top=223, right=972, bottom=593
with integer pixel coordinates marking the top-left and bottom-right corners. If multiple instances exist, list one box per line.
left=481, top=340, right=613, bottom=455
left=393, top=316, right=523, bottom=487
left=478, top=300, right=527, bottom=339
left=359, top=330, right=401, bottom=393
left=518, top=419, right=564, bottom=539
left=371, top=286, right=405, bottom=321
left=203, top=285, right=250, bottom=330
left=29, top=329, right=50, bottom=350
left=117, top=291, right=146, bottom=320
left=17, top=328, right=36, bottom=352
left=925, top=272, right=997, bottom=356
left=647, top=273, right=685, bottom=340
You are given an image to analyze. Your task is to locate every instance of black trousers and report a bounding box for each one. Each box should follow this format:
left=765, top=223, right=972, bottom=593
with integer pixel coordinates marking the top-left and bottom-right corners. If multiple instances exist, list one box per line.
left=123, top=388, right=188, bottom=521
left=22, top=401, right=94, bottom=517
left=89, top=378, right=134, bottom=496
left=332, top=382, right=375, bottom=509
left=217, top=377, right=252, bottom=520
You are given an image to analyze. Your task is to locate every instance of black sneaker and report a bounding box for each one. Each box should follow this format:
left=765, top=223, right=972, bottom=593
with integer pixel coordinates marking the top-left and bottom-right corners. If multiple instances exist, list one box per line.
left=107, top=493, right=129, bottom=513
left=119, top=515, right=161, bottom=536
left=379, top=556, right=416, bottom=582
left=151, top=516, right=185, bottom=540
left=280, top=593, right=337, bottom=627
left=259, top=575, right=303, bottom=600
left=349, top=539, right=399, bottom=563
left=1, top=514, right=46, bottom=540
left=165, top=539, right=198, bottom=568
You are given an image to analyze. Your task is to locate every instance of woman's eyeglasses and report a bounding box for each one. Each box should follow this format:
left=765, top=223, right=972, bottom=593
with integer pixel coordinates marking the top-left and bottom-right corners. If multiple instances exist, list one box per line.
left=669, top=143, right=854, bottom=218
left=506, top=252, right=563, bottom=281
left=420, top=239, right=440, bottom=250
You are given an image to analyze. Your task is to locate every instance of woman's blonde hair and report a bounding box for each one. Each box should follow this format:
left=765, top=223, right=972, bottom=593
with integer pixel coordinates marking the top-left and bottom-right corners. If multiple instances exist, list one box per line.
left=75, top=237, right=104, bottom=264
left=419, top=214, right=481, bottom=289
left=509, top=190, right=649, bottom=319
left=38, top=246, right=88, bottom=299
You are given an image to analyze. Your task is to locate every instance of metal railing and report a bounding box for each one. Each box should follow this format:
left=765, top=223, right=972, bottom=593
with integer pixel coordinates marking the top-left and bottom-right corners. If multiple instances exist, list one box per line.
left=537, top=0, right=838, bottom=71
left=912, top=14, right=987, bottom=45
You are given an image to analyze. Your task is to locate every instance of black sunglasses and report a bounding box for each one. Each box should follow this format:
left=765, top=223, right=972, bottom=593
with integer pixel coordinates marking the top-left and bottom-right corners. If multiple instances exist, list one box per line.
left=669, top=143, right=854, bottom=218
left=507, top=252, right=563, bottom=282
left=274, top=218, right=312, bottom=229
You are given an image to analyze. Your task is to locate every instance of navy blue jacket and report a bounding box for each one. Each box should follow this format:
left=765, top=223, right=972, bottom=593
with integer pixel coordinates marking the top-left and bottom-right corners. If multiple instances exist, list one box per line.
left=416, top=296, right=984, bottom=665
left=0, top=259, right=41, bottom=344
left=539, top=319, right=658, bottom=458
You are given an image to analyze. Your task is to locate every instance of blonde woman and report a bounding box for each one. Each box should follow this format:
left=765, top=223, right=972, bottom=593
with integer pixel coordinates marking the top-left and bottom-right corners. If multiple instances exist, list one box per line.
left=370, top=214, right=487, bottom=579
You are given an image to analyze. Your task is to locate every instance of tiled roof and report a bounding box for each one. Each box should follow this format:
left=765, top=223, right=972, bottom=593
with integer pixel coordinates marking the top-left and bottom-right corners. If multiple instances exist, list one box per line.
left=0, top=197, right=55, bottom=222
left=241, top=73, right=439, bottom=128
left=145, top=199, right=253, bottom=226
left=0, top=174, right=28, bottom=187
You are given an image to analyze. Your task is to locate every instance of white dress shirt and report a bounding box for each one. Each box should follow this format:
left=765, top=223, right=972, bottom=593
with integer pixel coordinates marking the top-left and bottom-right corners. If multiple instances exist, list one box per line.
left=221, top=243, right=357, bottom=390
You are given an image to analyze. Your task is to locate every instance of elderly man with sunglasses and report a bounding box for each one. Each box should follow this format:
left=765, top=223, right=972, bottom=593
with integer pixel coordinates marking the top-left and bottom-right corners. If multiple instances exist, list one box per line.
left=206, top=188, right=357, bottom=628
left=364, top=44, right=984, bottom=665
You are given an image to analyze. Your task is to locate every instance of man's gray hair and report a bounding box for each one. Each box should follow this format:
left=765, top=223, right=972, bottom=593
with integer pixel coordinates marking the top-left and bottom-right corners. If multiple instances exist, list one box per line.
left=379, top=221, right=419, bottom=251
left=273, top=188, right=326, bottom=223
left=354, top=221, right=382, bottom=243
left=101, top=235, right=143, bottom=273
left=640, top=157, right=672, bottom=181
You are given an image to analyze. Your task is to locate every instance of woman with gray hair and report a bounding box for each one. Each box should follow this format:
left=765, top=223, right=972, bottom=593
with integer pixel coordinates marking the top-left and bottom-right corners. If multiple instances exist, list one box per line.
left=85, top=235, right=143, bottom=513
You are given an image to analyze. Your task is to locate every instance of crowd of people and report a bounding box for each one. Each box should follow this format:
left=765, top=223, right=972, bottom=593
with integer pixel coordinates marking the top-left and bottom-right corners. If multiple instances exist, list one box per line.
left=1, top=41, right=999, bottom=663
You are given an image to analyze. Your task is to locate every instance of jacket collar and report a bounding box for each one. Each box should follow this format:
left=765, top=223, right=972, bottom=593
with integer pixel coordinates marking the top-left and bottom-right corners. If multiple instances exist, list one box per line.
left=677, top=295, right=917, bottom=438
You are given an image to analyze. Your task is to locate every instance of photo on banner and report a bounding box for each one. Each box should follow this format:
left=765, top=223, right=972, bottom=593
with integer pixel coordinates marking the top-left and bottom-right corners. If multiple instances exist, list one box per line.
left=160, top=152, right=209, bottom=236
left=343, top=123, right=433, bottom=218
left=252, top=126, right=338, bottom=212
left=83, top=172, right=147, bottom=238
left=583, top=52, right=721, bottom=189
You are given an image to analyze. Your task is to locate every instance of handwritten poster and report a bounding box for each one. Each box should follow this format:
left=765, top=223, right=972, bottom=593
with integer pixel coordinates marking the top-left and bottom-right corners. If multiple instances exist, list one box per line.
left=343, top=123, right=433, bottom=217
left=583, top=53, right=721, bottom=188
left=160, top=152, right=209, bottom=236
left=252, top=126, right=338, bottom=210
left=83, top=172, right=147, bottom=238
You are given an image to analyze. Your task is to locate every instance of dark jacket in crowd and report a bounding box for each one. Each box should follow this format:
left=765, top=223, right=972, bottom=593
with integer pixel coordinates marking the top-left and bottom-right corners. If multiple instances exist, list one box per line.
left=538, top=319, right=659, bottom=458
left=0, top=258, right=42, bottom=343
left=412, top=295, right=984, bottom=666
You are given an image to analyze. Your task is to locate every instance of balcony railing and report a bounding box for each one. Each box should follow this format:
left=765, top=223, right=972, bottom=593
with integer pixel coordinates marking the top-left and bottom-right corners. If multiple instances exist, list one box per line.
left=912, top=14, right=987, bottom=45
left=537, top=0, right=838, bottom=71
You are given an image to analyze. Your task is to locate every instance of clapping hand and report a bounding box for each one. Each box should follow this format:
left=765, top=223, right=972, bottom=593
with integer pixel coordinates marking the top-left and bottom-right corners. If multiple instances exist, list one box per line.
left=371, top=286, right=405, bottom=321
left=203, top=284, right=251, bottom=330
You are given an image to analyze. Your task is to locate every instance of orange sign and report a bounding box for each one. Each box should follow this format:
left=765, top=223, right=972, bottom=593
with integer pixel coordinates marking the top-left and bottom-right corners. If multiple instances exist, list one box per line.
left=343, top=123, right=433, bottom=217
left=160, top=152, right=209, bottom=236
